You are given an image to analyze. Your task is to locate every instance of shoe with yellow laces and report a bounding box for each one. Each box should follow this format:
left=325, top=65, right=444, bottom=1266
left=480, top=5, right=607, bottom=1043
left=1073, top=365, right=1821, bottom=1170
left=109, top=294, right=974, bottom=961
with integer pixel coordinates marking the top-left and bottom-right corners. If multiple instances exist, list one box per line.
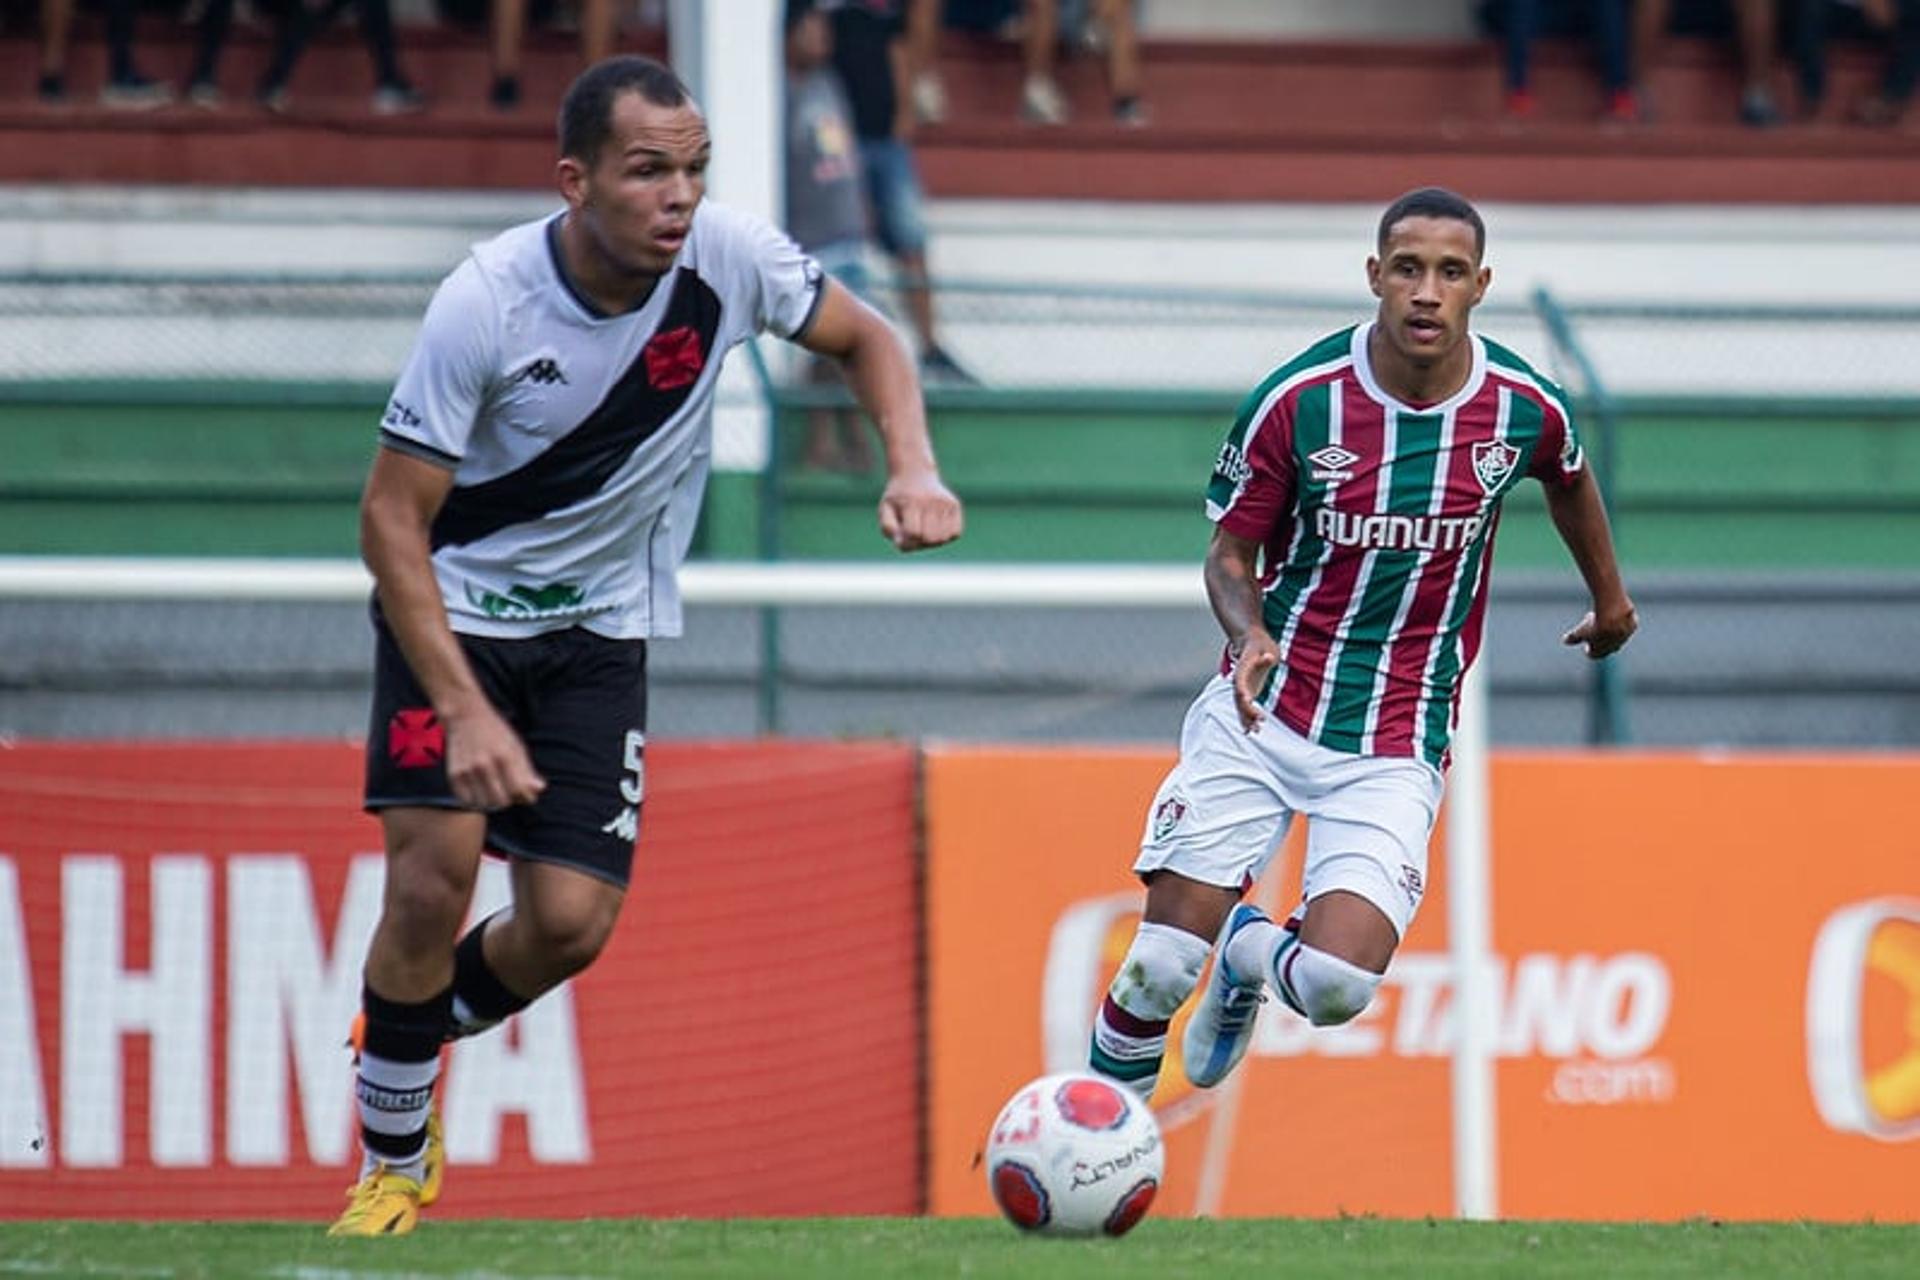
left=327, top=1164, right=425, bottom=1236
left=345, top=1012, right=446, bottom=1211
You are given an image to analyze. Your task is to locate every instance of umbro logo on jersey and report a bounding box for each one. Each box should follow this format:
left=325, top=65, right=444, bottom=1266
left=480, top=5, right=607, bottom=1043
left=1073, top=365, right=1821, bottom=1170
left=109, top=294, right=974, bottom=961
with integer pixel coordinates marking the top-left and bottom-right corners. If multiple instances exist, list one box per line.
left=510, top=357, right=569, bottom=386
left=1307, top=444, right=1360, bottom=483
left=1472, top=440, right=1522, bottom=494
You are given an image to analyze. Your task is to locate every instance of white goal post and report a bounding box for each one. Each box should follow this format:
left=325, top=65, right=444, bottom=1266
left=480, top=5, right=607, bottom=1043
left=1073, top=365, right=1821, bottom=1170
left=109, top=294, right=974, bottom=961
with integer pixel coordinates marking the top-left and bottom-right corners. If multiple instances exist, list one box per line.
left=0, top=554, right=1499, bottom=1217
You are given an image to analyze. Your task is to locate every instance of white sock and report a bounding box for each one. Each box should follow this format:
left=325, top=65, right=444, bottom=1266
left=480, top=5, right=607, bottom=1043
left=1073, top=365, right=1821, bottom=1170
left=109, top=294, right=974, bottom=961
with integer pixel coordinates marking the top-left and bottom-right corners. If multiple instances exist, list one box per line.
left=1089, top=921, right=1209, bottom=1099
left=1224, top=918, right=1289, bottom=988
left=356, top=1051, right=437, bottom=1183
left=1273, top=941, right=1382, bottom=1027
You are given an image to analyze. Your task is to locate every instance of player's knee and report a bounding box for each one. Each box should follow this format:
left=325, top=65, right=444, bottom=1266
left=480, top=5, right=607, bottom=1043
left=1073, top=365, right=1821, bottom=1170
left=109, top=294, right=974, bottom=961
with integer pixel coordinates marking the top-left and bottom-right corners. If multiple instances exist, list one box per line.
left=517, top=895, right=619, bottom=979
left=1288, top=943, right=1383, bottom=1027
left=1109, top=921, right=1209, bottom=1017
left=382, top=862, right=475, bottom=943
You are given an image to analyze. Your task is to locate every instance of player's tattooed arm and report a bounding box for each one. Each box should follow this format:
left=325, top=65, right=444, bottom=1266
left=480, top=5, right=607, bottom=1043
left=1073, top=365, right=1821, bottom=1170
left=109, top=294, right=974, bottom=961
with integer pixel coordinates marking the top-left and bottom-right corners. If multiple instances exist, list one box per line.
left=1205, top=526, right=1279, bottom=732
left=1544, top=467, right=1638, bottom=660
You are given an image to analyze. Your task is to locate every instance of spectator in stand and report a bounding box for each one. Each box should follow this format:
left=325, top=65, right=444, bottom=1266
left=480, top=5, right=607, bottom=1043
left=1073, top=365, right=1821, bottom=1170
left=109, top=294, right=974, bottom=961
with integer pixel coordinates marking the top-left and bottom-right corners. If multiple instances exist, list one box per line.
left=1793, top=0, right=1920, bottom=124
left=924, top=0, right=1142, bottom=125
left=906, top=0, right=948, bottom=123
left=241, top=0, right=424, bottom=113
left=1499, top=0, right=1636, bottom=122
left=785, top=0, right=880, bottom=471
left=489, top=0, right=615, bottom=109
left=824, top=0, right=976, bottom=385
left=1634, top=0, right=1785, bottom=125
left=1014, top=0, right=1147, bottom=125
left=34, top=0, right=171, bottom=106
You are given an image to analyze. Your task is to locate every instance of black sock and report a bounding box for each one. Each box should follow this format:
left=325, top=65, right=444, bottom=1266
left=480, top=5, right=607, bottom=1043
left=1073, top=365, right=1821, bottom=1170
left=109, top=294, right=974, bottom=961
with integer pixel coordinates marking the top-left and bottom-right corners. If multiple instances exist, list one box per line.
left=448, top=913, right=531, bottom=1039
left=357, top=982, right=452, bottom=1170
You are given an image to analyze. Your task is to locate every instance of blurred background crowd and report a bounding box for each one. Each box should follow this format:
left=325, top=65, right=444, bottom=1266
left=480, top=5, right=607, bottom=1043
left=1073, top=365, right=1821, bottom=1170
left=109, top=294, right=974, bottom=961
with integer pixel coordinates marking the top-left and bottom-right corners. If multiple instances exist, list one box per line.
left=1, top=0, right=1911, bottom=126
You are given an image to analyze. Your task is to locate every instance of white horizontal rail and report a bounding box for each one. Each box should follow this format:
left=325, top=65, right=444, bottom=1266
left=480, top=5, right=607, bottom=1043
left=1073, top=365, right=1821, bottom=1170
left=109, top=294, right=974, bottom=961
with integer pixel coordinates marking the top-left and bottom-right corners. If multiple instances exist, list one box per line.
left=0, top=557, right=1206, bottom=608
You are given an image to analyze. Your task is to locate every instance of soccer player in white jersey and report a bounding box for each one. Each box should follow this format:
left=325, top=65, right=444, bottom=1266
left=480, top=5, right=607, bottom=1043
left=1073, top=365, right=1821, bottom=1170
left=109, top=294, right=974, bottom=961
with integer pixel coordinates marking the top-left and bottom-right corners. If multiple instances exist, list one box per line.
left=1086, top=188, right=1635, bottom=1102
left=329, top=55, right=962, bottom=1236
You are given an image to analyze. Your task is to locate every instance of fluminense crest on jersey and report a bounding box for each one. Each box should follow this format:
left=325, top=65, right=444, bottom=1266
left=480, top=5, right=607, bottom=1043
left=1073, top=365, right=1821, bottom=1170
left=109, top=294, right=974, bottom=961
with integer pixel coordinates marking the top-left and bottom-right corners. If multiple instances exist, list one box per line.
left=1472, top=439, right=1522, bottom=493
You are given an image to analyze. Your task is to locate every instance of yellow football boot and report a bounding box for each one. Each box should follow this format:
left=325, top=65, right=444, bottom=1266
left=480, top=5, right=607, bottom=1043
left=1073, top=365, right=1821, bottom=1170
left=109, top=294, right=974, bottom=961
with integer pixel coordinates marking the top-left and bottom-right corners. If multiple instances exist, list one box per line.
left=327, top=1165, right=423, bottom=1236
left=420, top=1109, right=444, bottom=1207
left=346, top=1012, right=447, bottom=1209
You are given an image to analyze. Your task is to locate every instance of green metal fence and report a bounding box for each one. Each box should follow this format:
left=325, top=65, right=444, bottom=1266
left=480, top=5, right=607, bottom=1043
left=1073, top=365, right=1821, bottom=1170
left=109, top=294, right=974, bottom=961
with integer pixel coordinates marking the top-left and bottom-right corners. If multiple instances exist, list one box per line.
left=3, top=273, right=1918, bottom=745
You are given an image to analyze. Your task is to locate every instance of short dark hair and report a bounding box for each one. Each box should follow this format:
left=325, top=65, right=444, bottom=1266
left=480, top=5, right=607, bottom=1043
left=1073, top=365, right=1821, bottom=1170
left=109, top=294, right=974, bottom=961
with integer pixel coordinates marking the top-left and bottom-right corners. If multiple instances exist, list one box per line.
left=559, top=56, right=695, bottom=164
left=1377, top=187, right=1485, bottom=259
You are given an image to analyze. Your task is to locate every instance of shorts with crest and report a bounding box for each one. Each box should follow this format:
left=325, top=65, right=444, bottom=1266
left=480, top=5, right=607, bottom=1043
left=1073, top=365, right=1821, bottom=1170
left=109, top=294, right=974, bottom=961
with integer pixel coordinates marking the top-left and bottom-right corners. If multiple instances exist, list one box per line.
left=1132, top=674, right=1443, bottom=939
left=363, top=607, right=648, bottom=887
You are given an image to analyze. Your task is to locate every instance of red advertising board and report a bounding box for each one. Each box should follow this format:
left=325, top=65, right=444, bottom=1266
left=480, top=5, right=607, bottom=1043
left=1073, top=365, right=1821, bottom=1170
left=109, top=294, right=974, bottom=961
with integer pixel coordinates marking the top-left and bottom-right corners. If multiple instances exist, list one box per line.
left=0, top=740, right=920, bottom=1219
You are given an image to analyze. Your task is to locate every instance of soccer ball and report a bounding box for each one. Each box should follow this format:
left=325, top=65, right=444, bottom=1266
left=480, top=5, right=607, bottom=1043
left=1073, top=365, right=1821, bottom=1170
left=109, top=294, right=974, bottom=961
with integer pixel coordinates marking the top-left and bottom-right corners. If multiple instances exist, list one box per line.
left=984, top=1071, right=1163, bottom=1237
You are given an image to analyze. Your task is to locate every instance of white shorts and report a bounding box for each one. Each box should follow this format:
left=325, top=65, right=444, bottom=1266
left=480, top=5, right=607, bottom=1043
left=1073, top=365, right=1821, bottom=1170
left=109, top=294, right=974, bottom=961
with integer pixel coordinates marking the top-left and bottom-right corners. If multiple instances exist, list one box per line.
left=1132, top=674, right=1444, bottom=939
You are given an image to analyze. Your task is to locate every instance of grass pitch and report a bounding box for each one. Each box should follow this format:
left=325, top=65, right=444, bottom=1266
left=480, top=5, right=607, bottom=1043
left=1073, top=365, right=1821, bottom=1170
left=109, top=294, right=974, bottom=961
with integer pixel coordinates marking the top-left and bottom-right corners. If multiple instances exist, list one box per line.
left=2, top=1217, right=1917, bottom=1279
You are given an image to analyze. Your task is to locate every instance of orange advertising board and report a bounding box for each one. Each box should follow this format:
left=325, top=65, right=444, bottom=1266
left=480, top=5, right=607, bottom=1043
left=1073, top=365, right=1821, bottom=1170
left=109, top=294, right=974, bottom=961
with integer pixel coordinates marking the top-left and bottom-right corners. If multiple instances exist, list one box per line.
left=0, top=740, right=921, bottom=1219
left=925, top=746, right=1920, bottom=1221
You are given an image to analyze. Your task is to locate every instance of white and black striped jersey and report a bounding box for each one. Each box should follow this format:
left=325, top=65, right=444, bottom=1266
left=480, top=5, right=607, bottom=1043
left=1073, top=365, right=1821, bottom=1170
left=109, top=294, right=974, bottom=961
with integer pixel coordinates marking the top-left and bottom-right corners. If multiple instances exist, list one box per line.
left=377, top=200, right=824, bottom=639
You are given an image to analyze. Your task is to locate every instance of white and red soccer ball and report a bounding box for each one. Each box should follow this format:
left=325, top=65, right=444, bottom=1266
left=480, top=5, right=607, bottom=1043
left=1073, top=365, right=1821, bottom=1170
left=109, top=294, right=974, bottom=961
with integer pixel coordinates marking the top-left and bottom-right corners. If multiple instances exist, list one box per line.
left=984, top=1071, right=1163, bottom=1237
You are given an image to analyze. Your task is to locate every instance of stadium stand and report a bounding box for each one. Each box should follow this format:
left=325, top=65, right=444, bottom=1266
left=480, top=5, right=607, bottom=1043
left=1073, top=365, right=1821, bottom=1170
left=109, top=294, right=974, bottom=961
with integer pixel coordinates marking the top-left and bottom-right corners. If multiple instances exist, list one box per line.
left=0, top=8, right=1917, bottom=195
left=0, top=5, right=1916, bottom=748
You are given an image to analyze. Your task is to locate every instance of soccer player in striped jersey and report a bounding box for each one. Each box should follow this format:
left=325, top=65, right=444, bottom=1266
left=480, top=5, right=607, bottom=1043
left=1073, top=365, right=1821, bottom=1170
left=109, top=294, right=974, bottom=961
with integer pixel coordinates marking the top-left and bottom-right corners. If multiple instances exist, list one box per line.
left=1088, top=187, right=1636, bottom=1101
left=330, top=56, right=963, bottom=1236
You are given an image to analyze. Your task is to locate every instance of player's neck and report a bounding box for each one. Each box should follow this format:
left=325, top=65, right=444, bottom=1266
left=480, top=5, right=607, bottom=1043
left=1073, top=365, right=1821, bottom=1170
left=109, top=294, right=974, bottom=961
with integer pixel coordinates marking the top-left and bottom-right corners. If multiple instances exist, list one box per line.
left=555, top=214, right=662, bottom=317
left=1367, top=324, right=1471, bottom=409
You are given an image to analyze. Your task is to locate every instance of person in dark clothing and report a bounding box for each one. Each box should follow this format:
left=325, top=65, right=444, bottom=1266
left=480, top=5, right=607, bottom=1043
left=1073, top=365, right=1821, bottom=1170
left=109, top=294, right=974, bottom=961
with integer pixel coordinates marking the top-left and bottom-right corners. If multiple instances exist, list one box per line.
left=36, top=0, right=171, bottom=106
left=184, top=0, right=423, bottom=113
left=1793, top=0, right=1920, bottom=124
left=1499, top=0, right=1636, bottom=121
left=823, top=0, right=976, bottom=385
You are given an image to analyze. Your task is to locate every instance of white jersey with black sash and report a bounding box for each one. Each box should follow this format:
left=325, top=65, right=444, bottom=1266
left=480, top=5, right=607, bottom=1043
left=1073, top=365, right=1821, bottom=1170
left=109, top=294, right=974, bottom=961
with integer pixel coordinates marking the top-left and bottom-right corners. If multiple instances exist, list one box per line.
left=378, top=200, right=824, bottom=639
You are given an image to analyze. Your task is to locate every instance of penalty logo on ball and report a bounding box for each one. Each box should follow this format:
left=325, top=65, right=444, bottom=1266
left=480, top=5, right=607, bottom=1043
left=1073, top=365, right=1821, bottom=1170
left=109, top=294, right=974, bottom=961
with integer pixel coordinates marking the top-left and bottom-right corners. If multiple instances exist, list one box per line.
left=984, top=1071, right=1164, bottom=1238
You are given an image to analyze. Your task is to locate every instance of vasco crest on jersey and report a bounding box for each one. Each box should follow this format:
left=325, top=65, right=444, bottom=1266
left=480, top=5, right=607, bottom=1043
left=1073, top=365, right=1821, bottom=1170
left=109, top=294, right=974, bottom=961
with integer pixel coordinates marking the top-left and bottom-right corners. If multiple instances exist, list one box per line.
left=1471, top=440, right=1521, bottom=494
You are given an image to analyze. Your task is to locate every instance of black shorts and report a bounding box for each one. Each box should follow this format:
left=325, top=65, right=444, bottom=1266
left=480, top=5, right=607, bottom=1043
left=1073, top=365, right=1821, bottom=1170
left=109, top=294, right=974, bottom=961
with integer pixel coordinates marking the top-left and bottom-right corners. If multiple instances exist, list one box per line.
left=364, top=610, right=648, bottom=887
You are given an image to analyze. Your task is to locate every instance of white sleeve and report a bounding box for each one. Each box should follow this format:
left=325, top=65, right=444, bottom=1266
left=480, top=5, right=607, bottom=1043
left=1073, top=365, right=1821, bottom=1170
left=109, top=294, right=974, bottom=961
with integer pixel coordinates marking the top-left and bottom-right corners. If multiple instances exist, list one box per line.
left=378, top=259, right=499, bottom=467
left=711, top=204, right=826, bottom=341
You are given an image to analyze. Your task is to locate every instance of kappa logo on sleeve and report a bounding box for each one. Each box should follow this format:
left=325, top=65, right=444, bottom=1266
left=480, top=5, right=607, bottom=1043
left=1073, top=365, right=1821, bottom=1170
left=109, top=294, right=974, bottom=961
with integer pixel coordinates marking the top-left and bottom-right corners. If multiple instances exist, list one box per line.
left=509, top=357, right=569, bottom=387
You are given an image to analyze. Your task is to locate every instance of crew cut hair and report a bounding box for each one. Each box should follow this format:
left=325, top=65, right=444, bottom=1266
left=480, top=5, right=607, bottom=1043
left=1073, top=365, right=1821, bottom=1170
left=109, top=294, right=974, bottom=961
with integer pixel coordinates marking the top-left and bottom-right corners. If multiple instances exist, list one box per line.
left=559, top=56, right=695, bottom=164
left=1377, top=187, right=1486, bottom=259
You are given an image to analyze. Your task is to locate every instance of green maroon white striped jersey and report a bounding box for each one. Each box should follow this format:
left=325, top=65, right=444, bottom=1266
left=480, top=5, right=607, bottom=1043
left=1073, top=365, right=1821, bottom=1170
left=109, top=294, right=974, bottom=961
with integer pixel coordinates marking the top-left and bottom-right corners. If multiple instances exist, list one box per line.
left=1205, top=322, right=1584, bottom=768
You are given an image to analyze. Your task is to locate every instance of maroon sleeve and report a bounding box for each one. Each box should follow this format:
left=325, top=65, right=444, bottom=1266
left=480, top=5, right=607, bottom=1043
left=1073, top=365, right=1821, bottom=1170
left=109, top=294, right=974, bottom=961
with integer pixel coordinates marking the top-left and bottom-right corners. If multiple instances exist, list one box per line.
left=1213, top=395, right=1298, bottom=541
left=1527, top=392, right=1587, bottom=490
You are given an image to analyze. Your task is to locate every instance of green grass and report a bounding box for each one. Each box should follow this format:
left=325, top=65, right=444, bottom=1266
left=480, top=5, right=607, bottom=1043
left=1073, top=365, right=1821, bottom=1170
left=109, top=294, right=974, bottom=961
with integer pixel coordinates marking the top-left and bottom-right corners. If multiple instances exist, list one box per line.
left=3, top=1218, right=1918, bottom=1280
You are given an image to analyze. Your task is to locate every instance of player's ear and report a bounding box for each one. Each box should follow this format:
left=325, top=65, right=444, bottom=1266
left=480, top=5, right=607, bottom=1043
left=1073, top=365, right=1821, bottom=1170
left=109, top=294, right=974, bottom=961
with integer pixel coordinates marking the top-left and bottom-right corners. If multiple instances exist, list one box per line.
left=557, top=155, right=591, bottom=210
left=1366, top=255, right=1383, bottom=299
left=1472, top=264, right=1491, bottom=306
